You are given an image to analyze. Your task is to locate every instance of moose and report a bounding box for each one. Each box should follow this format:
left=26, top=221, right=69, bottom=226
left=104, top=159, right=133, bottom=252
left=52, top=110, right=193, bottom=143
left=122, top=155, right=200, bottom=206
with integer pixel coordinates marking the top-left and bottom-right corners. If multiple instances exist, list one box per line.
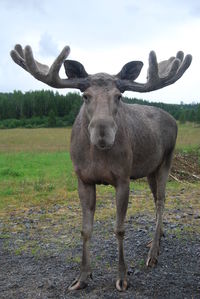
left=10, top=44, right=192, bottom=291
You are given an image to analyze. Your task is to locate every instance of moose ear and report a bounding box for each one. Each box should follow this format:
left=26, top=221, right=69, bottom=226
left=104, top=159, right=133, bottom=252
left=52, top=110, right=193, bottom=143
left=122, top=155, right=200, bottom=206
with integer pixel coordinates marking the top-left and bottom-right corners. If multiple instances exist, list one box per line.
left=64, top=60, right=88, bottom=79
left=117, top=61, right=143, bottom=81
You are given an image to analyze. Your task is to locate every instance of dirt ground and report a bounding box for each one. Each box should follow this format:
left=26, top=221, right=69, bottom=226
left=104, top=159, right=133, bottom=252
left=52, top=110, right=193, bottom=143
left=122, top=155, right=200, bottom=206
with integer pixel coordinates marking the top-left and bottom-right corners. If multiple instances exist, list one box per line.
left=0, top=153, right=200, bottom=299
left=1, top=196, right=200, bottom=298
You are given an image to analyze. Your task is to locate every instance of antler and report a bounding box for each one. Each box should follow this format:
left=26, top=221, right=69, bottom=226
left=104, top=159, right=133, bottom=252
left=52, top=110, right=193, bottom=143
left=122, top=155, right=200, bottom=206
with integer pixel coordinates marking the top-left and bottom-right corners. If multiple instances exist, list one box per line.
left=117, top=51, right=192, bottom=92
left=10, top=44, right=89, bottom=90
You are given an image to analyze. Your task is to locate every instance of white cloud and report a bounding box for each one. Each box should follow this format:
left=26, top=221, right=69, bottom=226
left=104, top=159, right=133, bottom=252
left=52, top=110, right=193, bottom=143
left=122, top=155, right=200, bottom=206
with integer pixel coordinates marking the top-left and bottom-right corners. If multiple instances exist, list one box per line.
left=39, top=33, right=59, bottom=57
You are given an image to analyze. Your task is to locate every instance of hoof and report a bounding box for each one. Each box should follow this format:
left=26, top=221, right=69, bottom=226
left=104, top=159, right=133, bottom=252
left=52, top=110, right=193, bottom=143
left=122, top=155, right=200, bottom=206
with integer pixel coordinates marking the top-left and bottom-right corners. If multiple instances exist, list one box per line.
left=146, top=255, right=158, bottom=267
left=116, top=279, right=128, bottom=292
left=68, top=279, right=87, bottom=291
left=146, top=241, right=160, bottom=267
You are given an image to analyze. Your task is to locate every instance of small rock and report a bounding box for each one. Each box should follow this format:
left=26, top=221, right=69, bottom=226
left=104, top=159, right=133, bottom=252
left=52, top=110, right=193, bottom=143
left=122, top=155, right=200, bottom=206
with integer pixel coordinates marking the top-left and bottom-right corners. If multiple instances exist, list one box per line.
left=9, top=282, right=20, bottom=289
left=47, top=279, right=57, bottom=290
left=134, top=269, right=140, bottom=275
left=170, top=224, right=178, bottom=229
left=137, top=228, right=147, bottom=233
left=188, top=212, right=193, bottom=216
left=127, top=268, right=134, bottom=275
left=171, top=234, right=176, bottom=239
left=181, top=213, right=187, bottom=218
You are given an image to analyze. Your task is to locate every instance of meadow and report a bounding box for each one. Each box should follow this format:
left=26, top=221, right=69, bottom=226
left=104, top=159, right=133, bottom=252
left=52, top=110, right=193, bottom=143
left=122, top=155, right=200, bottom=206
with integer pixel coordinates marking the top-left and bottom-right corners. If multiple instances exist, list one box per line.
left=0, top=124, right=200, bottom=209
left=176, top=122, right=200, bottom=152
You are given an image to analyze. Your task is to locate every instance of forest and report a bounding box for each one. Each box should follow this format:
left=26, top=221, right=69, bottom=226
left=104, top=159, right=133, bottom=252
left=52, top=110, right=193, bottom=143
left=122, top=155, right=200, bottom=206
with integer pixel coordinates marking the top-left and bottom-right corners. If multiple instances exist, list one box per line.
left=0, top=90, right=200, bottom=128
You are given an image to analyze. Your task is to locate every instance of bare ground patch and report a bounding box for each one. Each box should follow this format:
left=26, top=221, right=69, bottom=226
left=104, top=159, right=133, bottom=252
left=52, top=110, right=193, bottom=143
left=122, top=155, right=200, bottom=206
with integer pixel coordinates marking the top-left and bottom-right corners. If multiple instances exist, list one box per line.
left=171, top=152, right=200, bottom=182
left=0, top=187, right=200, bottom=299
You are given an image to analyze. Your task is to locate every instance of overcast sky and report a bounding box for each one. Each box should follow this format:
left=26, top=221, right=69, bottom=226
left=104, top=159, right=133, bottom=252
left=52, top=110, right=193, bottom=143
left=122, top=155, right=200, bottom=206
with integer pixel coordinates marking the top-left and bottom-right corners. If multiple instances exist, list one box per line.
left=0, top=0, right=200, bottom=104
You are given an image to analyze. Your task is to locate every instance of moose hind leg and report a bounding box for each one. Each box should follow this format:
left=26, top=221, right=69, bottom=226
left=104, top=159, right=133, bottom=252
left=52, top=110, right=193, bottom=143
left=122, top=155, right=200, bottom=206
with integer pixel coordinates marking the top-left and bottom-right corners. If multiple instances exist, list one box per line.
left=68, top=179, right=96, bottom=290
left=115, top=180, right=129, bottom=292
left=146, top=154, right=172, bottom=267
left=147, top=174, right=164, bottom=242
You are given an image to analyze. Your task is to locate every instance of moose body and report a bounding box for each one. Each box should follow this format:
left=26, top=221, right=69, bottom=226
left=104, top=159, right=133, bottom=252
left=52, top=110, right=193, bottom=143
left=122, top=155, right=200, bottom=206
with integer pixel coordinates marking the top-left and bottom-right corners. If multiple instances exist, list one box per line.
left=71, top=101, right=177, bottom=185
left=69, top=78, right=177, bottom=290
left=10, top=45, right=191, bottom=291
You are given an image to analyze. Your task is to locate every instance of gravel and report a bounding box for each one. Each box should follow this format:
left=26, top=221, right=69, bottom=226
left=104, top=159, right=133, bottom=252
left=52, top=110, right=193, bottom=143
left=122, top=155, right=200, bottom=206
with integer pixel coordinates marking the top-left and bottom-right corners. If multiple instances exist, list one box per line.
left=0, top=212, right=200, bottom=299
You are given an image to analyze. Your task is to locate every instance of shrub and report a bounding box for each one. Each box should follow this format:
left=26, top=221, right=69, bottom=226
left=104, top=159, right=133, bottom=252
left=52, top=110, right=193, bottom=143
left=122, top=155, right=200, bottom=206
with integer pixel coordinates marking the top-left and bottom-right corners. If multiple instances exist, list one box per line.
left=25, top=124, right=33, bottom=128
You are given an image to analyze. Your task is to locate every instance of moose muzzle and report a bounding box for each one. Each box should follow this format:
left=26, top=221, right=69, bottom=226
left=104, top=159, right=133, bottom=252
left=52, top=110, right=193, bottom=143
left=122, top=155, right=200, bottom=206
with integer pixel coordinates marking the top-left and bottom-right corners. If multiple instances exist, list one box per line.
left=88, top=117, right=117, bottom=150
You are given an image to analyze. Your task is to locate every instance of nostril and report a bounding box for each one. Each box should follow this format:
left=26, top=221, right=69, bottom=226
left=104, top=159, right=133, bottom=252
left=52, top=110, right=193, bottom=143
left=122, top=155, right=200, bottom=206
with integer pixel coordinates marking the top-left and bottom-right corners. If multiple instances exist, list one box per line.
left=98, top=139, right=106, bottom=148
left=100, top=131, right=105, bottom=138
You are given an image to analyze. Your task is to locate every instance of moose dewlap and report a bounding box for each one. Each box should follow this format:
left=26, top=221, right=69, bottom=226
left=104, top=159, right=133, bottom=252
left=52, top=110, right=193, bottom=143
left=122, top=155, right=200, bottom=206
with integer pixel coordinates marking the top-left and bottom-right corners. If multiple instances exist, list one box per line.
left=10, top=44, right=192, bottom=292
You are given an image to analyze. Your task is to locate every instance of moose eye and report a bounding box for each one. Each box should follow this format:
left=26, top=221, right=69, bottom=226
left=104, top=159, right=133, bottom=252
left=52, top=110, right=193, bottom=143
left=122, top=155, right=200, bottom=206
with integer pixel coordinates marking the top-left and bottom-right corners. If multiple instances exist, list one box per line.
left=116, top=94, right=122, bottom=101
left=83, top=94, right=90, bottom=103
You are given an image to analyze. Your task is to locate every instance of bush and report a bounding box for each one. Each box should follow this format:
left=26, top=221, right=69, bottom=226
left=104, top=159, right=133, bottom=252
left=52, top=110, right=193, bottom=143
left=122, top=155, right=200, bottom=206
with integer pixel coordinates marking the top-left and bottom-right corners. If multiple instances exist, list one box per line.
left=55, top=119, right=64, bottom=127
left=7, top=119, right=20, bottom=128
left=0, top=116, right=68, bottom=129
left=179, top=111, right=186, bottom=124
left=48, top=110, right=56, bottom=127
left=25, top=124, right=33, bottom=128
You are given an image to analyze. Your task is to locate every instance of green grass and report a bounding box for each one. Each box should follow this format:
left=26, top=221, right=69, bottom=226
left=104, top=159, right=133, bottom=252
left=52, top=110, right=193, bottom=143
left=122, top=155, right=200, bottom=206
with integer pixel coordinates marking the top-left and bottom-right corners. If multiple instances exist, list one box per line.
left=0, top=152, right=72, bottom=181
left=0, top=128, right=71, bottom=153
left=0, top=152, right=77, bottom=212
left=176, top=122, right=200, bottom=153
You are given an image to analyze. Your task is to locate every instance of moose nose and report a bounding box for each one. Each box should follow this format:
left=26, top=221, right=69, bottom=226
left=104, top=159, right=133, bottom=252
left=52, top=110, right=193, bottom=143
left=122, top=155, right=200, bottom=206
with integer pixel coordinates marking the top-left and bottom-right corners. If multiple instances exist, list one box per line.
left=88, top=117, right=117, bottom=150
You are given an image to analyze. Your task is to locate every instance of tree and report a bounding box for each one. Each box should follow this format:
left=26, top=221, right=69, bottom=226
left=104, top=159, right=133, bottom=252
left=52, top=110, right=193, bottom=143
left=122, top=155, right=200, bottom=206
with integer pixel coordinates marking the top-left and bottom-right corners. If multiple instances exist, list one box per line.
left=48, top=109, right=56, bottom=127
left=196, top=104, right=200, bottom=124
left=188, top=109, right=196, bottom=122
left=0, top=90, right=199, bottom=129
left=179, top=110, right=186, bottom=124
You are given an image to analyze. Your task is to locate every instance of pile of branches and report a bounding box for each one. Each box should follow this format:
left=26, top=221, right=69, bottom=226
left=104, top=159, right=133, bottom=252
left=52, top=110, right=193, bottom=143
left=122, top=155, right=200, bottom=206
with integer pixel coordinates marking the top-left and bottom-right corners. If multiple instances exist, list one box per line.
left=170, top=152, right=200, bottom=183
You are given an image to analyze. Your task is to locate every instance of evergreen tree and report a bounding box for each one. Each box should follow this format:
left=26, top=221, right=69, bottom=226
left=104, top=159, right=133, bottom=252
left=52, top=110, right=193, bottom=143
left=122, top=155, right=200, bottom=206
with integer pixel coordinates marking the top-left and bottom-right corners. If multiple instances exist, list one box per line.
left=196, top=104, right=200, bottom=124
left=0, top=90, right=199, bottom=129
left=179, top=110, right=186, bottom=124
left=188, top=109, right=196, bottom=122
left=48, top=109, right=56, bottom=127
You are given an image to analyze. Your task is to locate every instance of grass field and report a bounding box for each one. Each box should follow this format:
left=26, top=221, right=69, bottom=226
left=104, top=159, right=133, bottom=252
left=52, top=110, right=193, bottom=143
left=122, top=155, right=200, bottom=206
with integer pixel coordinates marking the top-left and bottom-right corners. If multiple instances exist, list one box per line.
left=0, top=128, right=71, bottom=153
left=0, top=123, right=200, bottom=250
left=0, top=123, right=199, bottom=203
left=0, top=122, right=199, bottom=153
left=176, top=122, right=200, bottom=152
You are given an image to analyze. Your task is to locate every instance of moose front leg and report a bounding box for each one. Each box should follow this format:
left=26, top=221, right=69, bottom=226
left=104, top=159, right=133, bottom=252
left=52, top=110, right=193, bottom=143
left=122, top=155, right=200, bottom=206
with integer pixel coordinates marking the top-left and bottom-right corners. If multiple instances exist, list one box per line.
left=114, top=179, right=129, bottom=292
left=68, top=179, right=96, bottom=290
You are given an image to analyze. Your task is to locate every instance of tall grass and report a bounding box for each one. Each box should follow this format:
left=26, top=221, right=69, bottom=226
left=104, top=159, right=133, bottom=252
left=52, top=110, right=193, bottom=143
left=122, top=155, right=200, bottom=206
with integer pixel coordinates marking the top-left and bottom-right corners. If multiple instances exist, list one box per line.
left=0, top=128, right=71, bottom=153
left=176, top=122, right=200, bottom=153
